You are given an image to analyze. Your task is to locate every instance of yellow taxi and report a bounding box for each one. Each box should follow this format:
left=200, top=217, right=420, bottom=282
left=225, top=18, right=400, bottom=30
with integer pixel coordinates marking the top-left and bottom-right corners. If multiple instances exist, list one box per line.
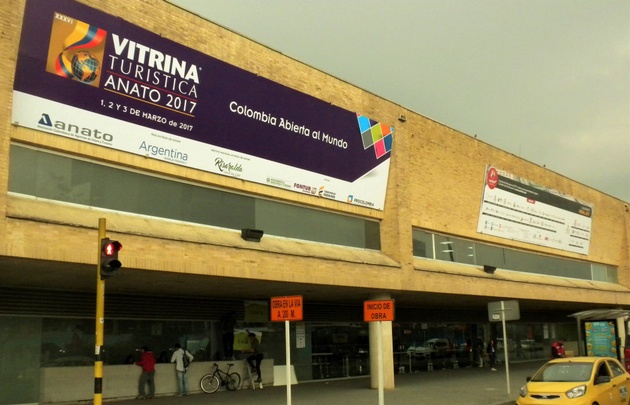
left=516, top=356, right=630, bottom=404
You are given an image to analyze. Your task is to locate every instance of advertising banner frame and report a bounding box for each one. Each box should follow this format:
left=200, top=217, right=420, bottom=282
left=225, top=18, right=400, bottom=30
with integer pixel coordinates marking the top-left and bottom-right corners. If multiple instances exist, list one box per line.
left=12, top=0, right=394, bottom=210
left=477, top=165, right=593, bottom=255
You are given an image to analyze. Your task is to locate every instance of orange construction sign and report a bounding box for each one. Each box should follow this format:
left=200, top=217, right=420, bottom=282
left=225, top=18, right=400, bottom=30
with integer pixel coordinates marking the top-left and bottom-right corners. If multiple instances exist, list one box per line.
left=270, top=295, right=303, bottom=321
left=363, top=299, right=395, bottom=322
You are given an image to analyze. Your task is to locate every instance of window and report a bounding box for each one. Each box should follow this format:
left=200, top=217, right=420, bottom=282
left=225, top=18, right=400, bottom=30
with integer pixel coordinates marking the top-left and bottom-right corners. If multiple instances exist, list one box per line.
left=412, top=229, right=617, bottom=283
left=607, top=360, right=625, bottom=377
left=8, top=144, right=380, bottom=249
left=40, top=318, right=213, bottom=367
left=596, top=363, right=610, bottom=379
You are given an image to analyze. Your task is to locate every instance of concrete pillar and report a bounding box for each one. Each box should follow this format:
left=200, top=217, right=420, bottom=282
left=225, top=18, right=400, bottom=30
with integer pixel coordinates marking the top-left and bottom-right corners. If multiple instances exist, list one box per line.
left=368, top=293, right=395, bottom=389
left=616, top=314, right=626, bottom=363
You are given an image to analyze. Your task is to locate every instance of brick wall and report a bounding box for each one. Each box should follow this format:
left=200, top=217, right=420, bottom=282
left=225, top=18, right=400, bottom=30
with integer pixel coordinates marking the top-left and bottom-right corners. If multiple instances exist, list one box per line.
left=1, top=0, right=628, bottom=302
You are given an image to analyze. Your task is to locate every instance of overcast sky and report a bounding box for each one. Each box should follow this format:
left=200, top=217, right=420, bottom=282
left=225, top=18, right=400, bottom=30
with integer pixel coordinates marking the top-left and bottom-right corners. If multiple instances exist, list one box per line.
left=169, top=0, right=630, bottom=203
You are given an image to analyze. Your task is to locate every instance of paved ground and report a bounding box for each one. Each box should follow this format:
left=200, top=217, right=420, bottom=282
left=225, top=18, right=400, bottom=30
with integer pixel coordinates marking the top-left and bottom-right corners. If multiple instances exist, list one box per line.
left=103, top=360, right=546, bottom=405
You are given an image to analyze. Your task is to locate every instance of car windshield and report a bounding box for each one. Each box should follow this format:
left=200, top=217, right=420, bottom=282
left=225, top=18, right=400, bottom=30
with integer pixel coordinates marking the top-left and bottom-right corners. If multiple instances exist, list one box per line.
left=531, top=362, right=593, bottom=382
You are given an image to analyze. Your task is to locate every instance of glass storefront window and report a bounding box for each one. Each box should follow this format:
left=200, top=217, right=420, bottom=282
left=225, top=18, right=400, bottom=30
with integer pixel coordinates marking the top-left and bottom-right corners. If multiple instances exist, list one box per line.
left=40, top=318, right=214, bottom=367
left=28, top=315, right=582, bottom=379
left=0, top=317, right=42, bottom=403
left=392, top=321, right=578, bottom=372
left=308, top=322, right=370, bottom=379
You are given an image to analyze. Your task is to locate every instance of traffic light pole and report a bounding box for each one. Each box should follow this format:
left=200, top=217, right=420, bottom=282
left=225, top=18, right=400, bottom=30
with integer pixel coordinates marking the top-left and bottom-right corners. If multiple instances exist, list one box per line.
left=94, top=218, right=106, bottom=405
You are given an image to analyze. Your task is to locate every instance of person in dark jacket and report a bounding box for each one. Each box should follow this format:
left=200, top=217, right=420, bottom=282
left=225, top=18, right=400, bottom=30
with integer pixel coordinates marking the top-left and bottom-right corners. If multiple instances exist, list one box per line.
left=487, top=339, right=497, bottom=371
left=135, top=346, right=156, bottom=399
left=243, top=332, right=263, bottom=383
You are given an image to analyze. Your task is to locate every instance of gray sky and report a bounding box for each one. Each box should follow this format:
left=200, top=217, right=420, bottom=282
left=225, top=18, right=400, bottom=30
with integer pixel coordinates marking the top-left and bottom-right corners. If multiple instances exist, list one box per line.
left=169, top=0, right=630, bottom=203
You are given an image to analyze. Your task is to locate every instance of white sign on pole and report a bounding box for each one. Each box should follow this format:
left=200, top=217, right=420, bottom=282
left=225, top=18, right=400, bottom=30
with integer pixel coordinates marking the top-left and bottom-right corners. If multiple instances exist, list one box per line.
left=296, top=323, right=306, bottom=349
left=488, top=300, right=520, bottom=396
left=488, top=300, right=520, bottom=322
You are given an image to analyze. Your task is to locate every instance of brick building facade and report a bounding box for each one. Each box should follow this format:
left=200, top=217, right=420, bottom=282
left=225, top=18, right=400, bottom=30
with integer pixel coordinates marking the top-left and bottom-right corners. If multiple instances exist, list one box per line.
left=1, top=1, right=629, bottom=403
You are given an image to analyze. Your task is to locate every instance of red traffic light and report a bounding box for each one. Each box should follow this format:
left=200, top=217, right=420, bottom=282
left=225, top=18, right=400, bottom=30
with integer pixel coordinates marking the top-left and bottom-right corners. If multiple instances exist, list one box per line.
left=103, top=241, right=122, bottom=256
left=100, top=238, right=122, bottom=278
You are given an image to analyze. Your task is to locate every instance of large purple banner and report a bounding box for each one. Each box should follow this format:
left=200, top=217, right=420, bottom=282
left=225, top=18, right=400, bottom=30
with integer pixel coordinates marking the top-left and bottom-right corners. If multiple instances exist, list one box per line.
left=12, top=0, right=393, bottom=209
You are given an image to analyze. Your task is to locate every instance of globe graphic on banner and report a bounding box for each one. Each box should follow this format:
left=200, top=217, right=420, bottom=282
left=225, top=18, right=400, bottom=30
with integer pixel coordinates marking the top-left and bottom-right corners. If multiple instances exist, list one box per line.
left=71, top=50, right=100, bottom=83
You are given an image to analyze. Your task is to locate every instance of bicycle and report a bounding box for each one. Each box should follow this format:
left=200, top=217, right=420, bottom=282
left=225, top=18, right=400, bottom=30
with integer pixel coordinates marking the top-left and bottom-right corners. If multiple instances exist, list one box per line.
left=200, top=363, right=241, bottom=393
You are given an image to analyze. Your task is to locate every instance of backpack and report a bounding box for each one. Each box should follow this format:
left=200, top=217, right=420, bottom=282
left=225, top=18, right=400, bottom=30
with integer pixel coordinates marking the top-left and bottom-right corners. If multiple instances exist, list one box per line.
left=182, top=349, right=190, bottom=368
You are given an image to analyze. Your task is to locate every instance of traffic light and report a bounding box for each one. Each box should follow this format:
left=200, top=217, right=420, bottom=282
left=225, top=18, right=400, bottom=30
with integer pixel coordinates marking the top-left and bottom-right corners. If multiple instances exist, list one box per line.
left=100, top=238, right=122, bottom=279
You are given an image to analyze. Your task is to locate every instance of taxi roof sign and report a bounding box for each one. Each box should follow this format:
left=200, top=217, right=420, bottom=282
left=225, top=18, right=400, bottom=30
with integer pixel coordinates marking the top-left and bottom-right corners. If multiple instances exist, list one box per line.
left=270, top=295, right=303, bottom=322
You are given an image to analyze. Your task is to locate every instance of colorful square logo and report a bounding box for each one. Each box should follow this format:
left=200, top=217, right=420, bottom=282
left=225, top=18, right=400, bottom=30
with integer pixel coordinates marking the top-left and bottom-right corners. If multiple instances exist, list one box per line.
left=357, top=114, right=394, bottom=159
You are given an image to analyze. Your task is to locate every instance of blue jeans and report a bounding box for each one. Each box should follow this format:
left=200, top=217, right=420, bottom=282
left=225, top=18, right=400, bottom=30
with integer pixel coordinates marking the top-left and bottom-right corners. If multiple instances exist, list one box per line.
left=176, top=370, right=188, bottom=395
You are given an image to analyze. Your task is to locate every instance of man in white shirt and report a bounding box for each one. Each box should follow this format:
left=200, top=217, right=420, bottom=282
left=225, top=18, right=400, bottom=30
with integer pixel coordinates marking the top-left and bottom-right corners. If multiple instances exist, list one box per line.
left=170, top=343, right=193, bottom=396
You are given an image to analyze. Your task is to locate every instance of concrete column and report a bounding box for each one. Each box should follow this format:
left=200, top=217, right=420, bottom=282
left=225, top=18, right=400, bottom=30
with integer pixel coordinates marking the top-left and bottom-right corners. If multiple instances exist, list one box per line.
left=368, top=293, right=395, bottom=389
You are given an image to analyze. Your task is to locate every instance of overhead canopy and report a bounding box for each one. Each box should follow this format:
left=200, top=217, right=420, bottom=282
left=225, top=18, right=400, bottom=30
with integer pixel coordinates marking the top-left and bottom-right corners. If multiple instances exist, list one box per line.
left=569, top=309, right=630, bottom=321
left=569, top=309, right=630, bottom=357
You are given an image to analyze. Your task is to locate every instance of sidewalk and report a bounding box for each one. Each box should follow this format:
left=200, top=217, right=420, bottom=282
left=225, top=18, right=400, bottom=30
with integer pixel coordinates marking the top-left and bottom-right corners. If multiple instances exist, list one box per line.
left=105, top=360, right=545, bottom=405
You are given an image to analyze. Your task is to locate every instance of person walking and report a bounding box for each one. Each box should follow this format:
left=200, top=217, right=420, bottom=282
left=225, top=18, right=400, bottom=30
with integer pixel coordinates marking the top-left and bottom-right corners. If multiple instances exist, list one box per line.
left=475, top=338, right=484, bottom=367
left=135, top=346, right=156, bottom=399
left=487, top=339, right=497, bottom=371
left=243, top=332, right=263, bottom=383
left=170, top=343, right=193, bottom=396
